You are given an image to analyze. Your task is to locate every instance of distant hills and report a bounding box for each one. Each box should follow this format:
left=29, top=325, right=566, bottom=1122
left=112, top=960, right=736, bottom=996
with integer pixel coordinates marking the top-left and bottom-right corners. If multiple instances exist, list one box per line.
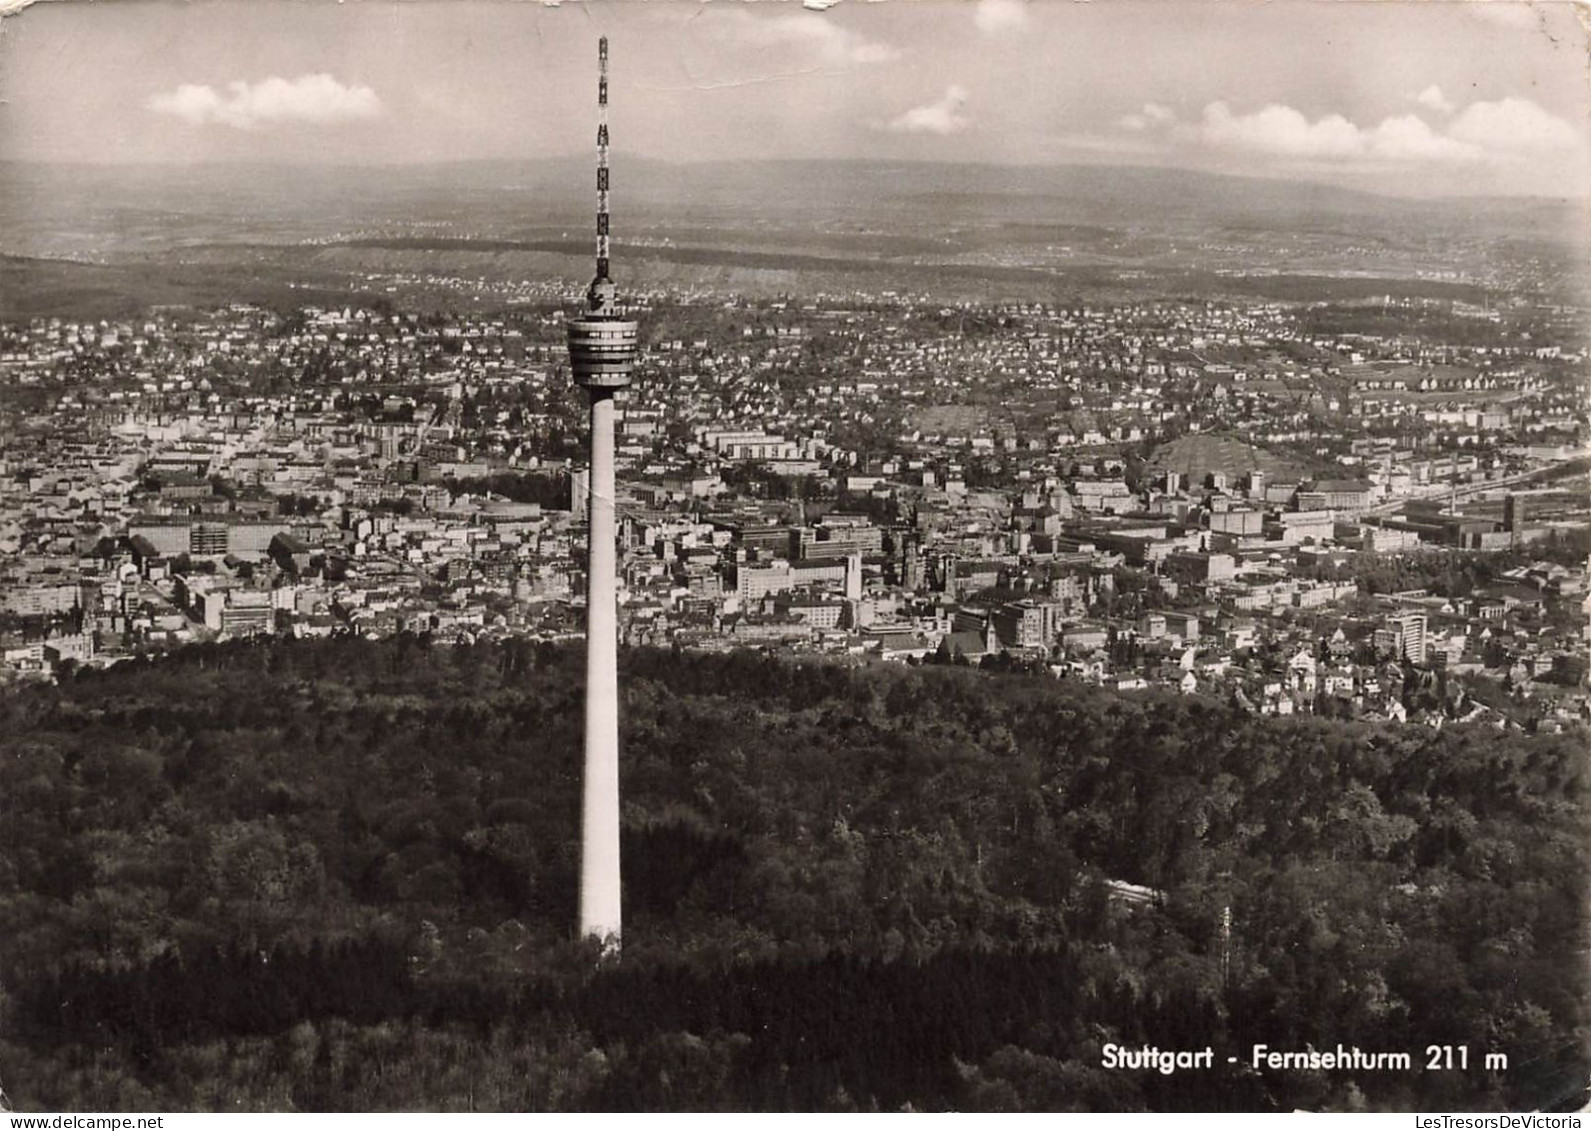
left=2, top=157, right=1584, bottom=315
left=4, top=156, right=1583, bottom=246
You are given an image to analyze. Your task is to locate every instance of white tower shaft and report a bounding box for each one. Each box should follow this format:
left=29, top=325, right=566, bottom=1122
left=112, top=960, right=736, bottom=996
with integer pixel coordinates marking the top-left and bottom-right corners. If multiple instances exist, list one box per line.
left=579, top=388, right=621, bottom=946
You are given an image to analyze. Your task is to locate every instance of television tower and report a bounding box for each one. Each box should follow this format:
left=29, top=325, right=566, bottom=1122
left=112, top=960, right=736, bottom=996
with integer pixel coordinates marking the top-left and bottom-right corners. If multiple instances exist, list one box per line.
left=566, top=35, right=638, bottom=952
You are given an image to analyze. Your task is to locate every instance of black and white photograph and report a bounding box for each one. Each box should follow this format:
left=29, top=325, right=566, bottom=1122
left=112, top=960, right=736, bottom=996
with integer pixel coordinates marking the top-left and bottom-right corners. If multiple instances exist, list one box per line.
left=0, top=0, right=1587, bottom=1114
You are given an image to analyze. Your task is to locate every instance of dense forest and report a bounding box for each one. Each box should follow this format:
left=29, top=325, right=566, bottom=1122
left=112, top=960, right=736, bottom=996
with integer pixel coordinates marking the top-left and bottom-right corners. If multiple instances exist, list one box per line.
left=0, top=637, right=1585, bottom=1111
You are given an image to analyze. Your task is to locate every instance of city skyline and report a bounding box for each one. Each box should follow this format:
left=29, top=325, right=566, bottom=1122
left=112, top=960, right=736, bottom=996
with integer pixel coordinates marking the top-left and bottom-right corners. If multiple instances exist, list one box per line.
left=0, top=0, right=1586, bottom=198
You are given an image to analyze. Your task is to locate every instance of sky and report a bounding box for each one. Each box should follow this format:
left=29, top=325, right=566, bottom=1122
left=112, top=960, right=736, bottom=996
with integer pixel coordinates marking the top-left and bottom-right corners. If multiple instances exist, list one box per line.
left=0, top=0, right=1587, bottom=197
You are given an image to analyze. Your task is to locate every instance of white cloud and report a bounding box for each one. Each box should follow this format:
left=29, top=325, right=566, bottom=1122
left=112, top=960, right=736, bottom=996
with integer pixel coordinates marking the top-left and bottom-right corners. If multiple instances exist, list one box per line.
left=1414, top=85, right=1454, bottom=115
left=974, top=0, right=1028, bottom=34
left=1119, top=102, right=1174, bottom=132
left=147, top=74, right=382, bottom=130
left=1448, top=96, right=1586, bottom=155
left=1364, top=114, right=1480, bottom=162
left=717, top=11, right=900, bottom=66
left=1190, top=100, right=1561, bottom=164
left=1199, top=101, right=1364, bottom=159
left=888, top=85, right=971, bottom=136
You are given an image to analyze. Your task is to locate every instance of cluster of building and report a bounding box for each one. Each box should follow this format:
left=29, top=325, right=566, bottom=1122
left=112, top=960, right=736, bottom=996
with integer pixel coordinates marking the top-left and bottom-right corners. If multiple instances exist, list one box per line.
left=3, top=287, right=1586, bottom=729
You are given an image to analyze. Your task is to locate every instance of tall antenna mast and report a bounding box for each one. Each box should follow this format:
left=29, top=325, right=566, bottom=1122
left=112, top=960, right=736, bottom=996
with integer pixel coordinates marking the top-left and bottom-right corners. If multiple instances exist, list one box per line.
left=595, top=35, right=610, bottom=288
left=586, top=35, right=618, bottom=314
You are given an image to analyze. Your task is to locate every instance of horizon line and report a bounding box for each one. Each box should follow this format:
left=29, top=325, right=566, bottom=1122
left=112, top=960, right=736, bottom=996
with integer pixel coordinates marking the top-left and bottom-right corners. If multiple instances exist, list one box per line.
left=2, top=155, right=1586, bottom=205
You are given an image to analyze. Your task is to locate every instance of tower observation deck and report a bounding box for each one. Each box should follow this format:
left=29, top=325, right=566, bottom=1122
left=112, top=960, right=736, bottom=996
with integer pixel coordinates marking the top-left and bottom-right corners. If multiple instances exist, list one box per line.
left=567, top=37, right=638, bottom=391
left=567, top=309, right=639, bottom=389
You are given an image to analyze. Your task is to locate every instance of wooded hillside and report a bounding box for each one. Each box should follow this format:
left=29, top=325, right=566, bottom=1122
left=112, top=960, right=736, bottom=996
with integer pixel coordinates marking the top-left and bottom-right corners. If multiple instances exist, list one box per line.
left=1, top=637, right=1584, bottom=1111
